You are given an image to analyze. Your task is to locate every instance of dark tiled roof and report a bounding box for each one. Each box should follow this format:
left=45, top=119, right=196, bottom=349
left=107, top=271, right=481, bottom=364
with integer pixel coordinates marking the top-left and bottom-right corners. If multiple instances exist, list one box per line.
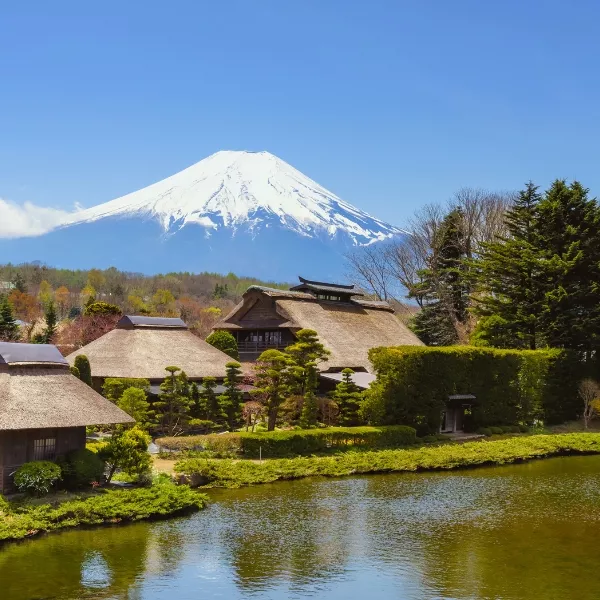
left=117, top=315, right=188, bottom=329
left=290, top=277, right=364, bottom=297
left=0, top=342, right=67, bottom=366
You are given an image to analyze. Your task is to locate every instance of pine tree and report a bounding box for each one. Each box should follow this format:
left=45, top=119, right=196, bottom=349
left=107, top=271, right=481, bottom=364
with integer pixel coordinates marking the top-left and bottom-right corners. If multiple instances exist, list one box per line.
left=154, top=366, right=192, bottom=436
left=534, top=180, right=600, bottom=353
left=74, top=355, right=92, bottom=387
left=200, top=377, right=222, bottom=423
left=219, top=362, right=244, bottom=430
left=41, top=301, right=58, bottom=344
left=331, top=368, right=364, bottom=425
left=285, top=329, right=330, bottom=395
left=11, top=272, right=27, bottom=293
left=410, top=209, right=471, bottom=345
left=473, top=182, right=543, bottom=349
left=117, top=387, right=152, bottom=428
left=252, top=349, right=292, bottom=431
left=299, top=366, right=319, bottom=428
left=0, top=296, right=20, bottom=342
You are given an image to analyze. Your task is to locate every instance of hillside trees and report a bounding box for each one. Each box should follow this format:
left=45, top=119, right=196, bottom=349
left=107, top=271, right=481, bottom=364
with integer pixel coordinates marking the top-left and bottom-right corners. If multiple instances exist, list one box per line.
left=0, top=297, right=20, bottom=341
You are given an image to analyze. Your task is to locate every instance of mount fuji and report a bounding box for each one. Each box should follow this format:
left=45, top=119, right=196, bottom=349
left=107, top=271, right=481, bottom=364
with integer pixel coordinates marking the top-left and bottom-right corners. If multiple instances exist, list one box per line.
left=1, top=151, right=406, bottom=280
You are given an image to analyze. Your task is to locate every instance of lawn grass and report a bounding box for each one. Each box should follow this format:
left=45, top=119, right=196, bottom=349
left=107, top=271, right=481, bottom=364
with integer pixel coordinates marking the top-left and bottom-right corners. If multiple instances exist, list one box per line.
left=174, top=433, right=600, bottom=488
left=0, top=481, right=207, bottom=543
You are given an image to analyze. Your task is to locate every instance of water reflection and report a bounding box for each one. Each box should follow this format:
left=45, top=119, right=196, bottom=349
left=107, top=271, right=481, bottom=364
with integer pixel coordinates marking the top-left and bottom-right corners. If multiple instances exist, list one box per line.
left=2, top=456, right=600, bottom=600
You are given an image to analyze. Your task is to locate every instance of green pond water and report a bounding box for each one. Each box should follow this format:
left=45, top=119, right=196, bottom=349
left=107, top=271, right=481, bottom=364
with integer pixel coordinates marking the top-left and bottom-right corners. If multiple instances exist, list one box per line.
left=2, top=455, right=600, bottom=600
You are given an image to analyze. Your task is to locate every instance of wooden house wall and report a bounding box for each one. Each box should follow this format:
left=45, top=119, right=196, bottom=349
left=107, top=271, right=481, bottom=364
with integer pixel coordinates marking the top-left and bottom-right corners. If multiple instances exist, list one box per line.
left=0, top=427, right=86, bottom=493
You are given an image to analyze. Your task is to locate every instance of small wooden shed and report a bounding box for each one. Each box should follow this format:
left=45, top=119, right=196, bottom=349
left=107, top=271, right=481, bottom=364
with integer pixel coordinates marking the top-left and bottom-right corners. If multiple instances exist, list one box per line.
left=0, top=342, right=133, bottom=492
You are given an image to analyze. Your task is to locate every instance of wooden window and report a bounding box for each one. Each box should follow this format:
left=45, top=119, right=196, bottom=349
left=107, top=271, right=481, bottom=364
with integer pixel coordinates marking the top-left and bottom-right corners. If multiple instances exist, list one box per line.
left=32, top=437, right=56, bottom=461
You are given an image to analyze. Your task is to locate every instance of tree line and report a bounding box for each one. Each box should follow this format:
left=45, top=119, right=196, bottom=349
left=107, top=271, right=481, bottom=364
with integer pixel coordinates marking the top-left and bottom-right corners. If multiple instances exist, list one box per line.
left=348, top=181, right=600, bottom=355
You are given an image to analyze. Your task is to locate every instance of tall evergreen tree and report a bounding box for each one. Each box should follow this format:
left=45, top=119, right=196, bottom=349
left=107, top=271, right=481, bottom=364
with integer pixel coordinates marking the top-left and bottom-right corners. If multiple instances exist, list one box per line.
left=473, top=182, right=543, bottom=349
left=40, top=301, right=58, bottom=344
left=0, top=296, right=20, bottom=341
left=299, top=367, right=319, bottom=428
left=331, top=368, right=364, bottom=425
left=285, top=329, right=330, bottom=395
left=534, top=180, right=600, bottom=353
left=410, top=209, right=471, bottom=345
left=219, top=362, right=244, bottom=430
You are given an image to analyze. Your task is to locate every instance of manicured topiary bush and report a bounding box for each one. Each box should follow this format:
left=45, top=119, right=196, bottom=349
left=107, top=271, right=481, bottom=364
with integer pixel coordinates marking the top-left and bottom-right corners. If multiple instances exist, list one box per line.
left=74, top=355, right=93, bottom=387
left=59, top=448, right=106, bottom=489
left=489, top=427, right=504, bottom=435
left=518, top=424, right=529, bottom=433
left=476, top=427, right=492, bottom=437
left=14, top=461, right=62, bottom=496
left=205, top=330, right=239, bottom=360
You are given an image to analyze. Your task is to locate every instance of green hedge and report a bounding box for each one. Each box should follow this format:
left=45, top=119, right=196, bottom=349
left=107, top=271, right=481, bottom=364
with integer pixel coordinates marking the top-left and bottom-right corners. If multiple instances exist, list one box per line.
left=157, top=425, right=417, bottom=457
left=175, top=433, right=600, bottom=488
left=363, top=346, right=586, bottom=433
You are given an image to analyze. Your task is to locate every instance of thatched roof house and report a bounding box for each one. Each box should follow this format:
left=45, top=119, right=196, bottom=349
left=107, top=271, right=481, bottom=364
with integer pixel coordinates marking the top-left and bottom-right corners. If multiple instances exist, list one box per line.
left=214, top=277, right=423, bottom=372
left=0, top=342, right=133, bottom=492
left=67, top=315, right=233, bottom=385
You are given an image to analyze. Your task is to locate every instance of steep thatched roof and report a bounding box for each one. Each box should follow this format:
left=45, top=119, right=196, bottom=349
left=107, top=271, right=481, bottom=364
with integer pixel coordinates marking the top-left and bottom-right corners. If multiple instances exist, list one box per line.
left=275, top=298, right=423, bottom=371
left=67, top=316, right=232, bottom=380
left=215, top=284, right=424, bottom=372
left=0, top=343, right=133, bottom=430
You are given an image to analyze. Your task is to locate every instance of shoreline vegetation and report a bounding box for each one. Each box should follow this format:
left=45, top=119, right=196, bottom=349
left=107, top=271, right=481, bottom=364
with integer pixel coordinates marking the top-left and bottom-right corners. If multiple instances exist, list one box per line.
left=0, top=481, right=207, bottom=544
left=174, top=433, right=600, bottom=488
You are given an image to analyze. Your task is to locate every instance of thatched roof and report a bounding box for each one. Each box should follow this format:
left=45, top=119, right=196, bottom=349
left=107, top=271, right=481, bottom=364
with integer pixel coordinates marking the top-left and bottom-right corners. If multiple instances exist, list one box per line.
left=67, top=316, right=232, bottom=380
left=215, top=284, right=424, bottom=372
left=0, top=343, right=133, bottom=430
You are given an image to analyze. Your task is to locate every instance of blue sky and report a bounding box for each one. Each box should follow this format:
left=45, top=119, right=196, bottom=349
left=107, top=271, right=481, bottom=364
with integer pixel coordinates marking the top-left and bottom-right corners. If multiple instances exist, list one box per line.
left=2, top=0, right=600, bottom=232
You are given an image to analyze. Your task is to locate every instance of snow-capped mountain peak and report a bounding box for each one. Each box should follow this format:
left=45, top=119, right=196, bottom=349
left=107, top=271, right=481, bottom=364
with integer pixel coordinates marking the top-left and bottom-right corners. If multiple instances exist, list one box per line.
left=62, top=150, right=404, bottom=244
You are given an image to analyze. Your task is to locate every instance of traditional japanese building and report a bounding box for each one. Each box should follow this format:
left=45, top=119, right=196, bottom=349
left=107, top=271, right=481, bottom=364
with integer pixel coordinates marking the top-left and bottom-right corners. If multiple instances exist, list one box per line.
left=67, top=315, right=233, bottom=389
left=213, top=277, right=423, bottom=372
left=0, top=342, right=133, bottom=492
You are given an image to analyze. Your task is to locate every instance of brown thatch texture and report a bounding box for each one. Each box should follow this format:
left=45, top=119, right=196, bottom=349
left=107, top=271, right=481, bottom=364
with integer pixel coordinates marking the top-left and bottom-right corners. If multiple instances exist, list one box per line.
left=275, top=299, right=424, bottom=372
left=0, top=366, right=134, bottom=430
left=66, top=328, right=232, bottom=380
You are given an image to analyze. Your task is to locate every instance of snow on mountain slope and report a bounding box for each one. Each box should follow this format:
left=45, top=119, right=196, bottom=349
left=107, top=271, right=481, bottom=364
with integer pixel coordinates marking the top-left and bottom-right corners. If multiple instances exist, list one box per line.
left=61, top=151, right=404, bottom=244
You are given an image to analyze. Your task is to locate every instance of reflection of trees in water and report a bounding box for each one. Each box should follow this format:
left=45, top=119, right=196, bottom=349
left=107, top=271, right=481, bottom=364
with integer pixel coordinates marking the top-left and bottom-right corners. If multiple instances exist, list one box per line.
left=0, top=523, right=151, bottom=599
left=221, top=479, right=361, bottom=591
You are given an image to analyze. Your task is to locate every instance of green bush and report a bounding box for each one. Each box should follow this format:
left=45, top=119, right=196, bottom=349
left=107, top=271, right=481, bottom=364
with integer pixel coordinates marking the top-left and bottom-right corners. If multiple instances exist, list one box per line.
left=489, top=426, right=504, bottom=435
left=74, top=355, right=93, bottom=387
left=0, top=482, right=207, bottom=542
left=476, top=427, right=492, bottom=437
left=500, top=426, right=513, bottom=434
left=157, top=426, right=417, bottom=458
left=518, top=424, right=529, bottom=433
left=102, top=377, right=150, bottom=403
left=206, top=330, right=239, bottom=360
left=365, top=346, right=583, bottom=432
left=422, top=435, right=437, bottom=443
left=13, top=461, right=62, bottom=496
left=58, top=448, right=106, bottom=489
left=510, top=425, right=522, bottom=433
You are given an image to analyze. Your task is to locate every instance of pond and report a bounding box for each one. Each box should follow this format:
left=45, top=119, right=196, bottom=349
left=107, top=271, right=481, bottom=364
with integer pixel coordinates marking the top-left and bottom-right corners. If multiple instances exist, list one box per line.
left=2, top=455, right=600, bottom=600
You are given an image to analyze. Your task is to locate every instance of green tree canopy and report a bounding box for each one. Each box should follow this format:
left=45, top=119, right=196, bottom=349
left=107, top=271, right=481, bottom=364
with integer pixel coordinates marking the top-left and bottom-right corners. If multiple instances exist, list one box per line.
left=219, top=362, right=244, bottom=430
left=331, top=368, right=364, bottom=426
left=154, top=366, right=193, bottom=436
left=206, top=330, right=239, bottom=360
left=0, top=296, right=20, bottom=342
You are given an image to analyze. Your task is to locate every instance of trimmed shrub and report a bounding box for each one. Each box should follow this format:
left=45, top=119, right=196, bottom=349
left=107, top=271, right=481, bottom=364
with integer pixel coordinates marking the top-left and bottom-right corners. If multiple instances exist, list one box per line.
left=489, top=426, right=504, bottom=435
left=157, top=426, right=417, bottom=458
left=476, top=427, right=492, bottom=437
left=365, top=346, right=583, bottom=432
left=500, top=426, right=513, bottom=434
left=518, top=424, right=529, bottom=433
left=83, top=301, right=122, bottom=316
left=59, top=448, right=106, bottom=489
left=13, top=461, right=62, bottom=496
left=422, top=435, right=437, bottom=444
left=74, top=355, right=92, bottom=387
left=103, top=377, right=150, bottom=403
left=206, top=330, right=239, bottom=360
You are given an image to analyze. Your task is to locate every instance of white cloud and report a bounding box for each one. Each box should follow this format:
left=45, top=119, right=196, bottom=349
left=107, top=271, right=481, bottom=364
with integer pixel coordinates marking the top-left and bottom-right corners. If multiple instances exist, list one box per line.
left=0, top=198, right=71, bottom=238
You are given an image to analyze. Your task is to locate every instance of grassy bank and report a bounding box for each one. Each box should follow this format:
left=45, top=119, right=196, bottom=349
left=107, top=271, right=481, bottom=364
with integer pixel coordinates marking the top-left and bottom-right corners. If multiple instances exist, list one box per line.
left=175, top=433, right=600, bottom=488
left=0, top=482, right=207, bottom=543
